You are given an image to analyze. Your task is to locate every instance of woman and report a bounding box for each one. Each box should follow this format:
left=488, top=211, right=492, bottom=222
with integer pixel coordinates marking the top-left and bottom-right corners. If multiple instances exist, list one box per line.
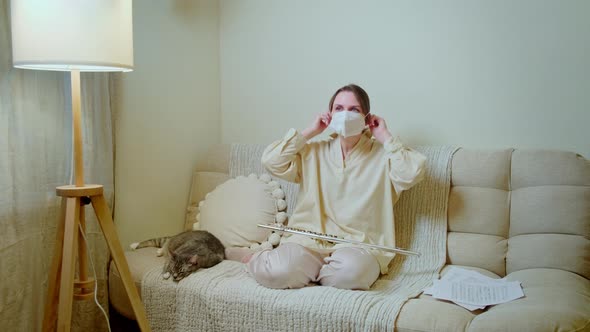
left=243, top=84, right=426, bottom=290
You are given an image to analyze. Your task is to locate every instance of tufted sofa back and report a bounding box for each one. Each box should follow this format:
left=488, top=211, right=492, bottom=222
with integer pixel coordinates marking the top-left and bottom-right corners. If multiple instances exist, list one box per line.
left=188, top=145, right=589, bottom=278
left=448, top=149, right=589, bottom=278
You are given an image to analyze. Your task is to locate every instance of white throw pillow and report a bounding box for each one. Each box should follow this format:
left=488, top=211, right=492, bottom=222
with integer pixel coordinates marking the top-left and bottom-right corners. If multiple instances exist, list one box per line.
left=193, top=173, right=287, bottom=249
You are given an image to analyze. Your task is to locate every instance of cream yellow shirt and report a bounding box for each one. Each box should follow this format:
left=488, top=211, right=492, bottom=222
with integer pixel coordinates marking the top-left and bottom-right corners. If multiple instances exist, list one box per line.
left=261, top=128, right=426, bottom=274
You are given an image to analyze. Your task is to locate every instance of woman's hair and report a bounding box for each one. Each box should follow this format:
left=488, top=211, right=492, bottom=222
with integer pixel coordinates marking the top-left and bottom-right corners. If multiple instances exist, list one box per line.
left=328, top=84, right=370, bottom=115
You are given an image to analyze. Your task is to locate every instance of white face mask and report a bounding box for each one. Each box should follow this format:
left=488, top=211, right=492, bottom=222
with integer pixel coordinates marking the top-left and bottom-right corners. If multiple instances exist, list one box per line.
left=328, top=111, right=366, bottom=137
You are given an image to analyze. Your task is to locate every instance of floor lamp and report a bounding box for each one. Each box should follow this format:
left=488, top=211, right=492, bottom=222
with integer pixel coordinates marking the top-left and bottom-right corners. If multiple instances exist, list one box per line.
left=10, top=1, right=150, bottom=331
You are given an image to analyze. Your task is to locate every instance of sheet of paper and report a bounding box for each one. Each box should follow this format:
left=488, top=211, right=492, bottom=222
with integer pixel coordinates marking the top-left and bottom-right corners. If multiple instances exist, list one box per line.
left=432, top=279, right=524, bottom=306
left=454, top=301, right=485, bottom=311
left=423, top=267, right=499, bottom=295
left=423, top=267, right=523, bottom=310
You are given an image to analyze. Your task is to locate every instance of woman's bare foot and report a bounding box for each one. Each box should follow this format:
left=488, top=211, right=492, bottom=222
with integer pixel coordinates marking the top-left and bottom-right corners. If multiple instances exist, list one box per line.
left=225, top=247, right=255, bottom=263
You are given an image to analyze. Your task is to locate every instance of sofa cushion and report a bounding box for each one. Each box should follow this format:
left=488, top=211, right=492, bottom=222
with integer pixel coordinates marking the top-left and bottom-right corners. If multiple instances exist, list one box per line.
left=511, top=149, right=590, bottom=190
left=510, top=185, right=589, bottom=237
left=185, top=171, right=230, bottom=230
left=440, top=264, right=502, bottom=279
left=506, top=267, right=590, bottom=290
left=447, top=232, right=507, bottom=276
left=507, top=234, right=589, bottom=278
left=396, top=298, right=475, bottom=332
left=451, top=149, right=512, bottom=190
left=109, top=248, right=164, bottom=320
left=196, top=174, right=285, bottom=248
left=447, top=149, right=512, bottom=278
left=448, top=186, right=510, bottom=237
left=507, top=149, right=590, bottom=281
left=468, top=268, right=590, bottom=331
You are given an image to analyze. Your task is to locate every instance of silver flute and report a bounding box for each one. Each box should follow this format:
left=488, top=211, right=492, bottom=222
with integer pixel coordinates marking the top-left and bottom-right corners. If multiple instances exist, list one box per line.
left=257, top=223, right=420, bottom=257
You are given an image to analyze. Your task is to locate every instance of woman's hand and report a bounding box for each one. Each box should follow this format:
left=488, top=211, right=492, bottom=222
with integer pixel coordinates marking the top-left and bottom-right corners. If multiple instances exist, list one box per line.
left=367, top=114, right=393, bottom=144
left=302, top=111, right=331, bottom=140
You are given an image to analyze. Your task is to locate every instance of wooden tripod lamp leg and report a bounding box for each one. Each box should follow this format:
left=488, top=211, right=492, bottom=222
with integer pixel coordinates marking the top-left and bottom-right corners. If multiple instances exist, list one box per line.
left=43, top=198, right=67, bottom=332
left=91, top=194, right=151, bottom=332
left=57, top=197, right=81, bottom=332
left=75, top=203, right=95, bottom=300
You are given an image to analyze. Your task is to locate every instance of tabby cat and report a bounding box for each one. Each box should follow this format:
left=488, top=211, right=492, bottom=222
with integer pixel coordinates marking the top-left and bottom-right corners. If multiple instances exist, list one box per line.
left=130, top=230, right=225, bottom=281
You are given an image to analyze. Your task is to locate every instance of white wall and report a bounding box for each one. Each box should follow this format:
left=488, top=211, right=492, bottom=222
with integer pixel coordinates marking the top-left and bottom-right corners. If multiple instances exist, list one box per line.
left=220, top=0, right=590, bottom=158
left=114, top=0, right=219, bottom=247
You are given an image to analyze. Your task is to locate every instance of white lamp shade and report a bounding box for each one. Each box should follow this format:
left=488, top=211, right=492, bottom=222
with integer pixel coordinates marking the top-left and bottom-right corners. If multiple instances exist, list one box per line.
left=11, top=0, right=134, bottom=72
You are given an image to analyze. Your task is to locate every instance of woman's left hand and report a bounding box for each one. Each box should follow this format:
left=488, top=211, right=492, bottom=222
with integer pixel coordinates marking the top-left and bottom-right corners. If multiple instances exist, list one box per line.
left=367, top=114, right=393, bottom=144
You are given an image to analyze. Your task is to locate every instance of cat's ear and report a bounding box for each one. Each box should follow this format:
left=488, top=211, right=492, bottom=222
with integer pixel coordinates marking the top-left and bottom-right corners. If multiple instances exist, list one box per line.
left=189, top=255, right=199, bottom=265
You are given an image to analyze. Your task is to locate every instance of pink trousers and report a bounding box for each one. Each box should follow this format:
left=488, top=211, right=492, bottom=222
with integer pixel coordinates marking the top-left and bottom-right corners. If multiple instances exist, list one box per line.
left=246, top=243, right=380, bottom=290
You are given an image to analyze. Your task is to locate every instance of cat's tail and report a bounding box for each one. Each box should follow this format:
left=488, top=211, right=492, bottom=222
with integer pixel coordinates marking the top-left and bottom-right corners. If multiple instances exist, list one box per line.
left=130, top=237, right=171, bottom=250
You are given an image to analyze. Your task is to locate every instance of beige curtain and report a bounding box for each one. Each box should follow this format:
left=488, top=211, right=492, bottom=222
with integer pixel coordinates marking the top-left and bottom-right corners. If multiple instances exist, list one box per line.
left=0, top=1, right=113, bottom=331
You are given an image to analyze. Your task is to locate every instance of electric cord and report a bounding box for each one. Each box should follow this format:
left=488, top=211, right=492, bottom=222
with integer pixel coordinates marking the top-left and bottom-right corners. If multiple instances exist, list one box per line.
left=78, top=223, right=113, bottom=332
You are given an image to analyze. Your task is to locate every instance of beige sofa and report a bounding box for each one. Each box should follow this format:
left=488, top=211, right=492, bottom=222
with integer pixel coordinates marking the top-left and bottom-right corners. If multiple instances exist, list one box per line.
left=110, top=145, right=590, bottom=331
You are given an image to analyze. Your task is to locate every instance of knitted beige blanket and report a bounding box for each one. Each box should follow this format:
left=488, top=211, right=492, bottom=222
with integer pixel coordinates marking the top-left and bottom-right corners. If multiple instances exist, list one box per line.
left=142, top=145, right=457, bottom=331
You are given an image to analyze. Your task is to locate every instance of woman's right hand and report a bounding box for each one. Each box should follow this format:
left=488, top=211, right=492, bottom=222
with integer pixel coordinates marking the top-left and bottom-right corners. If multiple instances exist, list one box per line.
left=301, top=111, right=331, bottom=140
